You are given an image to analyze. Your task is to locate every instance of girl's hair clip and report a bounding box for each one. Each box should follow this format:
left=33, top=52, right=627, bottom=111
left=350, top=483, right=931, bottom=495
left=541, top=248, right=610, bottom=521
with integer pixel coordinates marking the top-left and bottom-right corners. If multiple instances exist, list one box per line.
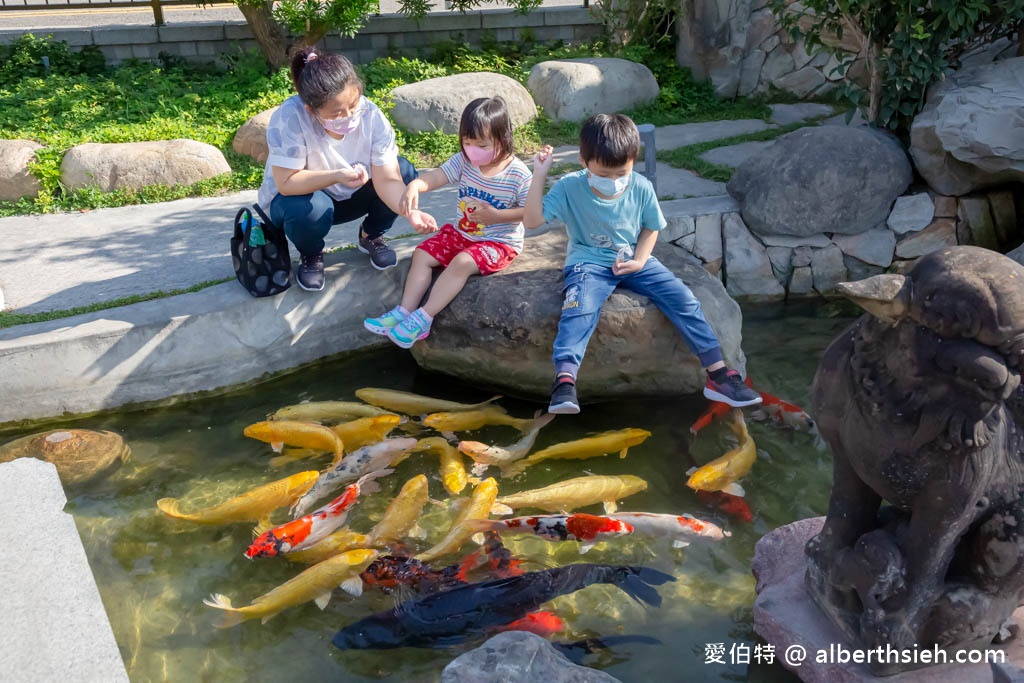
left=304, top=52, right=318, bottom=64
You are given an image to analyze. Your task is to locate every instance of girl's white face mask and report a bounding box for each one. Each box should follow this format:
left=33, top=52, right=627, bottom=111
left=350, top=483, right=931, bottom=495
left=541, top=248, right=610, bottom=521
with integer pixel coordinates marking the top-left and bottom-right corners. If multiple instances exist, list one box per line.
left=588, top=171, right=630, bottom=197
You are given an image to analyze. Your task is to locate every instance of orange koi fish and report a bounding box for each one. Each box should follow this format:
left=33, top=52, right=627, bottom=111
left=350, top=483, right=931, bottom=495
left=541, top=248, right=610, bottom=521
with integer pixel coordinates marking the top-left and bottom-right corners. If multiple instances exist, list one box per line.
left=697, top=490, right=754, bottom=523
left=750, top=389, right=815, bottom=431
left=467, top=514, right=634, bottom=554
left=689, top=401, right=732, bottom=435
left=493, top=611, right=566, bottom=638
left=245, top=470, right=391, bottom=559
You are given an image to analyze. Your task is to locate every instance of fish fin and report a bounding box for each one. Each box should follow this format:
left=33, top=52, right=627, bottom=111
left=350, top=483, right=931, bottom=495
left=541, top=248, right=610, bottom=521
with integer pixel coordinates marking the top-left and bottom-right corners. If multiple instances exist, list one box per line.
left=579, top=541, right=596, bottom=554
left=203, top=594, right=245, bottom=628
left=619, top=447, right=628, bottom=459
left=449, top=498, right=468, bottom=513
left=470, top=532, right=486, bottom=546
left=340, top=577, right=364, bottom=597
left=672, top=540, right=690, bottom=549
left=685, top=466, right=697, bottom=476
left=466, top=475, right=484, bottom=486
left=427, top=497, right=446, bottom=508
left=614, top=567, right=676, bottom=607
left=156, top=498, right=190, bottom=521
left=269, top=453, right=300, bottom=469
left=314, top=592, right=332, bottom=610
left=271, top=441, right=284, bottom=453
left=253, top=517, right=273, bottom=536
left=260, top=613, right=278, bottom=625
left=491, top=502, right=514, bottom=516
left=722, top=483, right=746, bottom=497
left=441, top=431, right=458, bottom=442
left=530, top=412, right=556, bottom=430
left=356, top=468, right=395, bottom=495
left=602, top=500, right=618, bottom=514
left=408, top=523, right=428, bottom=540
left=470, top=462, right=489, bottom=477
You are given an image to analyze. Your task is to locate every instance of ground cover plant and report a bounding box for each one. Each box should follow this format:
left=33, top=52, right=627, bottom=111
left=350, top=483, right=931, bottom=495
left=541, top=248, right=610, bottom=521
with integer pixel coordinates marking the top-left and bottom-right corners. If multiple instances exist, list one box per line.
left=0, top=34, right=772, bottom=218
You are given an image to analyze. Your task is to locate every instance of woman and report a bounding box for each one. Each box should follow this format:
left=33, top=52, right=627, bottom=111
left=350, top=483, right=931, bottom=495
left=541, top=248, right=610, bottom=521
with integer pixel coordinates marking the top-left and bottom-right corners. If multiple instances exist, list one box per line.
left=257, top=47, right=436, bottom=291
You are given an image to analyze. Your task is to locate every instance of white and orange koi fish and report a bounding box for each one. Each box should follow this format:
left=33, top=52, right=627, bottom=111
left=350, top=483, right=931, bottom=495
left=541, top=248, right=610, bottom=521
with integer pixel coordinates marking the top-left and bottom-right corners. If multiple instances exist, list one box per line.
left=292, top=437, right=415, bottom=515
left=606, top=511, right=729, bottom=549
left=245, top=470, right=392, bottom=559
left=467, top=513, right=633, bottom=554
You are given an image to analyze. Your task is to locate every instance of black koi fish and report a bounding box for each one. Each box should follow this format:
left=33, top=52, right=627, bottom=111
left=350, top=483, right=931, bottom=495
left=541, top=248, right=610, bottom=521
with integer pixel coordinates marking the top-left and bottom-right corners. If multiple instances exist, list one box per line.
left=332, top=564, right=675, bottom=650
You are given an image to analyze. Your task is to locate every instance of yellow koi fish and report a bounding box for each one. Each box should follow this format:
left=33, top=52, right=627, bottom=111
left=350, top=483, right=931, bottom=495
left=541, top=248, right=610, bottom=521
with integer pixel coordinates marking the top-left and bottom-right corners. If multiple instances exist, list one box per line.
left=285, top=529, right=370, bottom=565
left=411, top=437, right=468, bottom=495
left=500, top=427, right=651, bottom=477
left=423, top=407, right=535, bottom=433
left=355, top=388, right=505, bottom=416
left=271, top=401, right=395, bottom=423
left=328, top=415, right=404, bottom=465
left=156, top=471, right=319, bottom=526
left=415, top=478, right=498, bottom=563
left=203, top=549, right=378, bottom=626
left=686, top=409, right=756, bottom=497
left=493, top=474, right=648, bottom=515
left=366, top=474, right=430, bottom=547
left=244, top=420, right=343, bottom=456
left=458, top=412, right=555, bottom=476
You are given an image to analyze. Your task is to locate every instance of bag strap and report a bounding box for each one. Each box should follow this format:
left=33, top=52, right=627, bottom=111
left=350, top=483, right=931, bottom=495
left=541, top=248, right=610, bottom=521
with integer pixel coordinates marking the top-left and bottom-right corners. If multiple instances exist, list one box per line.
left=252, top=203, right=275, bottom=229
left=233, top=206, right=251, bottom=239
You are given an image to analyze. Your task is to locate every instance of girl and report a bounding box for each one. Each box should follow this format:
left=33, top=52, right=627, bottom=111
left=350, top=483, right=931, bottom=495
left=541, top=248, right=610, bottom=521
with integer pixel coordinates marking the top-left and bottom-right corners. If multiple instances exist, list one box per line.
left=364, top=96, right=532, bottom=348
left=258, top=48, right=436, bottom=291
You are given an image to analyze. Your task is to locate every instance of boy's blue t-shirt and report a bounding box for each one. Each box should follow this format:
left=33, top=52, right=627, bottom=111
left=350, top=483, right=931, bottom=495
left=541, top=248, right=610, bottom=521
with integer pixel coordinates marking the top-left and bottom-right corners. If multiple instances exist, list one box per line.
left=542, top=170, right=667, bottom=268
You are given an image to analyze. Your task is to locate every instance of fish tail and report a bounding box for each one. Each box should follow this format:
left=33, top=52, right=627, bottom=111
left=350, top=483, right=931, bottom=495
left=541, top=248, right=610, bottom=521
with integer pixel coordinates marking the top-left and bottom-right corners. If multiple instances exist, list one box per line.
left=356, top=468, right=394, bottom=495
left=530, top=412, right=556, bottom=431
left=157, top=498, right=195, bottom=521
left=202, top=594, right=246, bottom=628
left=613, top=566, right=676, bottom=608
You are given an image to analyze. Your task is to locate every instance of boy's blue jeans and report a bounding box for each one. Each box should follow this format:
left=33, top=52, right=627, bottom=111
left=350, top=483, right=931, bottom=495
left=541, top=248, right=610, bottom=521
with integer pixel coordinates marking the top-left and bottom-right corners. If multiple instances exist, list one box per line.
left=267, top=156, right=417, bottom=257
left=552, top=257, right=724, bottom=378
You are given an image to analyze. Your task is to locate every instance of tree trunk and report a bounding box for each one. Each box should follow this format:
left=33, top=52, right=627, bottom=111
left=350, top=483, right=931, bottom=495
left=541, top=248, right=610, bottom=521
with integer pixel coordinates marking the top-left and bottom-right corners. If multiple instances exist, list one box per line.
left=237, top=1, right=290, bottom=70
left=867, top=41, right=882, bottom=124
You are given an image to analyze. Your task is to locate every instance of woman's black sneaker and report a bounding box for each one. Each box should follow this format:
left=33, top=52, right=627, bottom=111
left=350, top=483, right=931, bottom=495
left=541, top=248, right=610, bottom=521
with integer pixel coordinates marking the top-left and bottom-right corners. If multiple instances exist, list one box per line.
left=548, top=380, right=580, bottom=414
left=358, top=234, right=397, bottom=270
left=297, top=252, right=325, bottom=291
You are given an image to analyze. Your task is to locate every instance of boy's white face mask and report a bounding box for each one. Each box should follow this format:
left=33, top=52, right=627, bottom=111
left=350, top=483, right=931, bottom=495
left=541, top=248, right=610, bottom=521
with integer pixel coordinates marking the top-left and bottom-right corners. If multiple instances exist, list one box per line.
left=587, top=171, right=630, bottom=197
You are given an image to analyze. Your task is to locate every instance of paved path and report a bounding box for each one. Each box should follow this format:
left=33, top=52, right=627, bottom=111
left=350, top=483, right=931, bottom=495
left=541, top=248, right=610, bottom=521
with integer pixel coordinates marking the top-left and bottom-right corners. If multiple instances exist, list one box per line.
left=0, top=106, right=833, bottom=316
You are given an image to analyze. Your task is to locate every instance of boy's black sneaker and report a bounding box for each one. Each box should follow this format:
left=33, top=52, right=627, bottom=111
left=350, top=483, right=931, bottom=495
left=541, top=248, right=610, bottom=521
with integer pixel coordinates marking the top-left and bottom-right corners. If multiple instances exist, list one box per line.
left=548, top=380, right=580, bottom=415
left=297, top=252, right=325, bottom=291
left=358, top=234, right=397, bottom=270
left=703, top=369, right=763, bottom=408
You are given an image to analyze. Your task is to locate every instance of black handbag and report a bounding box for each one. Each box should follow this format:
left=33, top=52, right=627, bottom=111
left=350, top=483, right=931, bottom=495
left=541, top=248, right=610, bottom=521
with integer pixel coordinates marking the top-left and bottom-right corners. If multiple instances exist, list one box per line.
left=231, top=204, right=292, bottom=297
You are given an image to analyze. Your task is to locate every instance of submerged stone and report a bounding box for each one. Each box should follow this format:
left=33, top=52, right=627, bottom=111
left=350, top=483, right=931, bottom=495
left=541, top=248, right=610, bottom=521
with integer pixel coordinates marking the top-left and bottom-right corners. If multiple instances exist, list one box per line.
left=0, top=428, right=129, bottom=487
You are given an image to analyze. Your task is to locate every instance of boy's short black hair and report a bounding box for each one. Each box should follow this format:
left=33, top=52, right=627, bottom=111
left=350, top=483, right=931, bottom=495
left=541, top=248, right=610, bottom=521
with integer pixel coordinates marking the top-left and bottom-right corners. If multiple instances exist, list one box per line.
left=459, top=97, right=515, bottom=163
left=579, top=114, right=640, bottom=167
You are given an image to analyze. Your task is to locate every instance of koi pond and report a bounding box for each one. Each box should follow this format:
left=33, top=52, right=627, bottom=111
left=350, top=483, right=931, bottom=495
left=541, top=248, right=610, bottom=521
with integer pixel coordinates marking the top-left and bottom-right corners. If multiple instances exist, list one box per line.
left=1, top=303, right=855, bottom=682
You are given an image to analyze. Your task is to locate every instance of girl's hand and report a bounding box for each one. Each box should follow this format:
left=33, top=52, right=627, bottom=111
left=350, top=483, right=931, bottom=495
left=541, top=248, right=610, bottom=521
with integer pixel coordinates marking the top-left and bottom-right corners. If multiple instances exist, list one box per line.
left=338, top=164, right=369, bottom=188
left=533, top=145, right=555, bottom=175
left=400, top=185, right=419, bottom=216
left=465, top=200, right=501, bottom=226
left=408, top=209, right=438, bottom=234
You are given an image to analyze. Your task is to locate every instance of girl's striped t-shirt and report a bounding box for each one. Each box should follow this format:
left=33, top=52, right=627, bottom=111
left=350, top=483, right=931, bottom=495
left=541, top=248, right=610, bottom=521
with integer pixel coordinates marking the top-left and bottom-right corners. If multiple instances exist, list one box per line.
left=439, top=152, right=532, bottom=253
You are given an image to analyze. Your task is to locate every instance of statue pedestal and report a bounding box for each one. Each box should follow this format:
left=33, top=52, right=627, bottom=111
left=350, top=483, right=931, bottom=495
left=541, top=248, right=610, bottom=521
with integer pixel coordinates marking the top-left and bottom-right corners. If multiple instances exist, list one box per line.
left=752, top=518, right=1024, bottom=682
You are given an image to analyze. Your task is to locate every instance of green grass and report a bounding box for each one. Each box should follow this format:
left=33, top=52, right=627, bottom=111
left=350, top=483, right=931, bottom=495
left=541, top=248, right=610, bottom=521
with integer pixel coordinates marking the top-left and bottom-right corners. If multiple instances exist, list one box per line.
left=0, top=278, right=233, bottom=329
left=0, top=35, right=780, bottom=216
left=656, top=123, right=811, bottom=182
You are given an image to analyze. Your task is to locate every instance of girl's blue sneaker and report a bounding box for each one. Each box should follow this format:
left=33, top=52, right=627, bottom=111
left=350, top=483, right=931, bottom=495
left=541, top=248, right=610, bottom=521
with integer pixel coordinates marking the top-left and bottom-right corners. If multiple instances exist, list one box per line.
left=364, top=306, right=407, bottom=336
left=387, top=309, right=432, bottom=349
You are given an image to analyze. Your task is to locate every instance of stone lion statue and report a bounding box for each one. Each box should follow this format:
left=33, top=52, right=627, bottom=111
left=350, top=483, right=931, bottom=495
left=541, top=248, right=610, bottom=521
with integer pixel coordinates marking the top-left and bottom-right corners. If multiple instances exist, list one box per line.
left=806, top=246, right=1024, bottom=675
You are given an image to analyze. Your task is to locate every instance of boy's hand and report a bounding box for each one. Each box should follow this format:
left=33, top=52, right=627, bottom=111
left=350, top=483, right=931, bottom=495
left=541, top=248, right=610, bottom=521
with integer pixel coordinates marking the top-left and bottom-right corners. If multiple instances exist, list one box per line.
left=400, top=185, right=419, bottom=216
left=612, top=256, right=647, bottom=276
left=465, top=200, right=500, bottom=226
left=408, top=209, right=438, bottom=234
left=533, top=145, right=555, bottom=175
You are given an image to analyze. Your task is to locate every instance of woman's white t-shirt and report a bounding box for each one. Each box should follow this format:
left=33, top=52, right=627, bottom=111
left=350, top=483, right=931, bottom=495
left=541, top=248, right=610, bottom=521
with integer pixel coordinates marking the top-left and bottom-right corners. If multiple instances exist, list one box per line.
left=257, top=94, right=399, bottom=209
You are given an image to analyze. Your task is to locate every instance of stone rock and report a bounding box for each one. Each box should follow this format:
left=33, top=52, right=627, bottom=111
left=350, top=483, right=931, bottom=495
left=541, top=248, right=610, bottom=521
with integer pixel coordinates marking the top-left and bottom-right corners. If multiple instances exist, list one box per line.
left=232, top=106, right=277, bottom=164
left=831, top=229, right=896, bottom=267
left=61, top=139, right=231, bottom=192
left=699, top=140, right=775, bottom=169
left=987, top=190, right=1017, bottom=244
left=789, top=265, right=814, bottom=294
left=675, top=232, right=697, bottom=253
left=909, top=57, right=1024, bottom=196
left=811, top=244, right=847, bottom=293
left=745, top=8, right=777, bottom=51
left=932, top=194, right=958, bottom=218
left=410, top=230, right=746, bottom=400
left=0, top=139, right=42, bottom=202
left=792, top=245, right=813, bottom=267
left=766, top=245, right=793, bottom=283
left=738, top=50, right=767, bottom=97
left=694, top=213, right=723, bottom=263
left=768, top=103, right=835, bottom=126
left=527, top=59, right=658, bottom=123
left=886, top=193, right=935, bottom=234
left=392, top=73, right=537, bottom=134
left=662, top=214, right=695, bottom=245
left=727, top=126, right=912, bottom=237
left=822, top=53, right=845, bottom=81
left=0, top=429, right=129, bottom=487
left=843, top=254, right=885, bottom=282
left=895, top=219, right=957, bottom=258
left=441, top=632, right=620, bottom=683
left=760, top=34, right=781, bottom=55
left=762, top=46, right=796, bottom=84
left=1008, top=243, right=1024, bottom=267
left=723, top=212, right=786, bottom=299
left=675, top=0, right=753, bottom=98
left=958, top=197, right=998, bottom=250
left=761, top=234, right=832, bottom=249
left=773, top=66, right=827, bottom=98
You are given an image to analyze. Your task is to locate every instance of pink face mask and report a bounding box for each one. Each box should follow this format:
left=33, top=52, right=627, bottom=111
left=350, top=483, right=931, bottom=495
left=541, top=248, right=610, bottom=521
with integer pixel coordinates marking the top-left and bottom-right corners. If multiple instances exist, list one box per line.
left=321, top=115, right=361, bottom=136
left=463, top=144, right=496, bottom=167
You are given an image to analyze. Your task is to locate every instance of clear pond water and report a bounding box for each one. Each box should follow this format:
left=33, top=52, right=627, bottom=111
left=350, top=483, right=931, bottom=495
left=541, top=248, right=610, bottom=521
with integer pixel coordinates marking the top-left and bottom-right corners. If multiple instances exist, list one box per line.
left=1, top=303, right=856, bottom=682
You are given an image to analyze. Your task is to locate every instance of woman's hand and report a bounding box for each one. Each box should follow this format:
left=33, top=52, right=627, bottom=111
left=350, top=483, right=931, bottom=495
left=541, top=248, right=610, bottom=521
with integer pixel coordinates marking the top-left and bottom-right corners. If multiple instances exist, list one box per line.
left=337, top=164, right=369, bottom=189
left=464, top=200, right=501, bottom=226
left=408, top=209, right=438, bottom=234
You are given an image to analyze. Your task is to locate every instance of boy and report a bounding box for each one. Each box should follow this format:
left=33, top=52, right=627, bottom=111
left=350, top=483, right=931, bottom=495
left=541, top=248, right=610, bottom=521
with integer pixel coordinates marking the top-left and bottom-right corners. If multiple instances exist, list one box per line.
left=524, top=114, right=762, bottom=415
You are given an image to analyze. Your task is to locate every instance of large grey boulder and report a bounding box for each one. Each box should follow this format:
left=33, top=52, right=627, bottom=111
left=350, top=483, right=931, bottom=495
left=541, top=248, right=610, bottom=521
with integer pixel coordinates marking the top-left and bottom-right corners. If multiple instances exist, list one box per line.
left=61, top=139, right=231, bottom=192
left=232, top=106, right=278, bottom=164
left=910, top=57, right=1024, bottom=196
left=727, top=126, right=912, bottom=237
left=391, top=73, right=537, bottom=134
left=0, top=139, right=42, bottom=201
left=441, top=631, right=620, bottom=683
left=1008, top=243, right=1024, bottom=267
left=411, top=230, right=746, bottom=401
left=527, top=58, right=659, bottom=123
